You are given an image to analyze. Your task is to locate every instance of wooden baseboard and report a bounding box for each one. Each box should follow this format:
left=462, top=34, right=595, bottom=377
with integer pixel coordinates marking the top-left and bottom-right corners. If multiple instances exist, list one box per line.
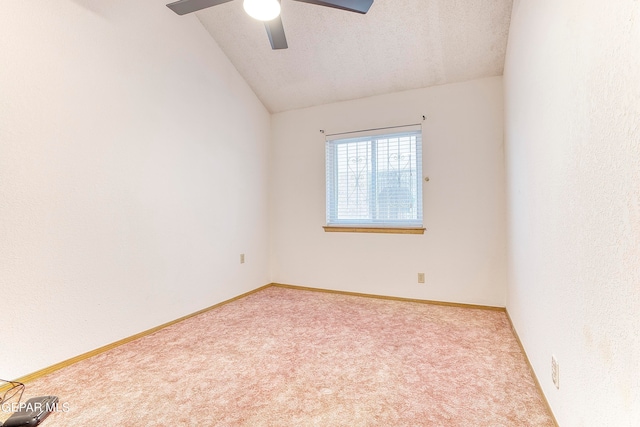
left=505, top=310, right=559, bottom=427
left=15, top=284, right=272, bottom=384
left=270, top=282, right=506, bottom=311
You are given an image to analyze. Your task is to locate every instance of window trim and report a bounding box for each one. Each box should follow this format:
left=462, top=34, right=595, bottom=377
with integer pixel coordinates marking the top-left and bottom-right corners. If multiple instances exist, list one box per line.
left=323, top=226, right=425, bottom=235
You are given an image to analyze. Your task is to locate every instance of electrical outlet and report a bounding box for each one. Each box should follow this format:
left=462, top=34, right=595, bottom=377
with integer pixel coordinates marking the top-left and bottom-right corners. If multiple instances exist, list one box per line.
left=417, top=273, right=425, bottom=283
left=551, top=355, right=559, bottom=389
left=240, top=253, right=245, bottom=264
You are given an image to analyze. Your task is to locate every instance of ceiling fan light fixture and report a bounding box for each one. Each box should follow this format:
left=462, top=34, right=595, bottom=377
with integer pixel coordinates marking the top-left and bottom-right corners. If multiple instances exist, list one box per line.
left=243, top=0, right=281, bottom=21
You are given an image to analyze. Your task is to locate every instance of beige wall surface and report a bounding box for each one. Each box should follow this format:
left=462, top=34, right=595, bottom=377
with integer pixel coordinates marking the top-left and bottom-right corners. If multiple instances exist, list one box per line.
left=270, top=77, right=508, bottom=307
left=0, top=1, right=271, bottom=379
left=504, top=0, right=640, bottom=425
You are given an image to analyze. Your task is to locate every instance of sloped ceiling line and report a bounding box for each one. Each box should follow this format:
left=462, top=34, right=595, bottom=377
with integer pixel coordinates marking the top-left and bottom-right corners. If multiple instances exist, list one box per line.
left=193, top=0, right=513, bottom=113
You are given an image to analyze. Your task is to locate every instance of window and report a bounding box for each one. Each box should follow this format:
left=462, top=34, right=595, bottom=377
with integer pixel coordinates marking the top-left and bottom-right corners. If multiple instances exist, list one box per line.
left=325, top=126, right=423, bottom=232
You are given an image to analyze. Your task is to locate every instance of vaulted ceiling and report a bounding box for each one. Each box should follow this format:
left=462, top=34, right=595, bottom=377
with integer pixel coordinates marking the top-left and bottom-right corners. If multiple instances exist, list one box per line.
left=190, top=0, right=513, bottom=113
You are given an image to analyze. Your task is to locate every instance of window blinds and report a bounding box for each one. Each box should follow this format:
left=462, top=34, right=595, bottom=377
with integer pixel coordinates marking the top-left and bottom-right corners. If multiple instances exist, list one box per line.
left=326, top=126, right=423, bottom=227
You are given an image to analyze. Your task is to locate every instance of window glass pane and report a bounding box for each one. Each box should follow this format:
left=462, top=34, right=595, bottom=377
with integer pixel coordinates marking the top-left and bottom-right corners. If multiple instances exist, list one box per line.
left=375, top=135, right=418, bottom=221
left=335, top=140, right=371, bottom=220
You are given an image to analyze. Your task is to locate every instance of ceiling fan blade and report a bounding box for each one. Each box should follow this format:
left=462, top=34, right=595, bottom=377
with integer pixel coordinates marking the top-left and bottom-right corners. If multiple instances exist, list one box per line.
left=166, top=0, right=233, bottom=15
left=265, top=16, right=288, bottom=50
left=292, top=0, right=373, bottom=14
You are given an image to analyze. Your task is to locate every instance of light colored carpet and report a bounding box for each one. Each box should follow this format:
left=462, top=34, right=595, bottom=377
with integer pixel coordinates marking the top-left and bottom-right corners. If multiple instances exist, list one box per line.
left=7, top=286, right=555, bottom=426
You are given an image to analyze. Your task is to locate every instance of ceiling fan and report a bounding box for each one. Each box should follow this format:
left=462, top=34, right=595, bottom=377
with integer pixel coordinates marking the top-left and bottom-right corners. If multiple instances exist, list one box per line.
left=166, top=0, right=374, bottom=50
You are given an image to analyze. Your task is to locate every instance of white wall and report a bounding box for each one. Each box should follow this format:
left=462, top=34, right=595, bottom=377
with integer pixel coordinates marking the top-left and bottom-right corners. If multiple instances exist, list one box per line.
left=270, top=77, right=507, bottom=307
left=0, top=0, right=270, bottom=379
left=504, top=0, right=640, bottom=425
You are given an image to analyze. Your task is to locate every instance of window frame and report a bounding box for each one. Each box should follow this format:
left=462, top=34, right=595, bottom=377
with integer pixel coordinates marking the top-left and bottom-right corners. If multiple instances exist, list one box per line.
left=324, top=126, right=425, bottom=234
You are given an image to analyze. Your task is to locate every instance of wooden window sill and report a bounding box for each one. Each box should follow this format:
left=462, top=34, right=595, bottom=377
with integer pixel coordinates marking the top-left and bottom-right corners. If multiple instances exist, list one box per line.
left=323, top=226, right=425, bottom=235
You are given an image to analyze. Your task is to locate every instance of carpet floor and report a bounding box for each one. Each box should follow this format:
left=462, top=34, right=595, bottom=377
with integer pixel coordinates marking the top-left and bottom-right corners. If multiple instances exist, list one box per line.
left=5, top=286, right=555, bottom=426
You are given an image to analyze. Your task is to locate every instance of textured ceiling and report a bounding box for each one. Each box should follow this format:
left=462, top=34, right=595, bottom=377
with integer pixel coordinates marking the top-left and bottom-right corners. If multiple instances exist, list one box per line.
left=195, top=0, right=513, bottom=113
